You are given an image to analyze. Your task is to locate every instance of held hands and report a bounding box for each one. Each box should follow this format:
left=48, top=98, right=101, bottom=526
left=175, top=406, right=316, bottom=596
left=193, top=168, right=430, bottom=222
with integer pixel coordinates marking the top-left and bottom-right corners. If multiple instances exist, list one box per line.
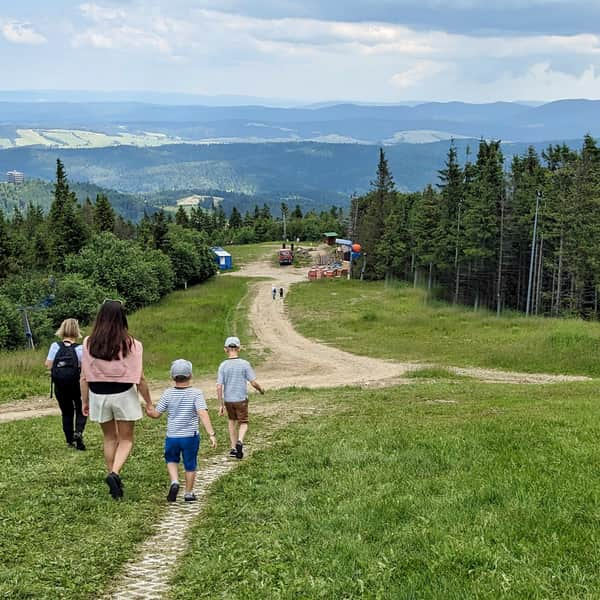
left=145, top=404, right=160, bottom=418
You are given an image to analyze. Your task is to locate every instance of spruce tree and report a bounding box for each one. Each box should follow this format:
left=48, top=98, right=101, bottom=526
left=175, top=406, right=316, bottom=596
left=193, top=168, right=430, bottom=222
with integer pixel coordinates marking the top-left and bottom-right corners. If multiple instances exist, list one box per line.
left=47, top=159, right=88, bottom=270
left=94, top=194, right=116, bottom=233
left=229, top=206, right=243, bottom=229
left=175, top=206, right=190, bottom=227
left=358, top=148, right=396, bottom=279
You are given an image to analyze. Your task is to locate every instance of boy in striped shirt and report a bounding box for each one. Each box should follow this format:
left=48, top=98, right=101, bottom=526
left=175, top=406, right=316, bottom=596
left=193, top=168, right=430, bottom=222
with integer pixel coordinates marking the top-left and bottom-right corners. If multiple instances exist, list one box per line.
left=147, top=359, right=217, bottom=502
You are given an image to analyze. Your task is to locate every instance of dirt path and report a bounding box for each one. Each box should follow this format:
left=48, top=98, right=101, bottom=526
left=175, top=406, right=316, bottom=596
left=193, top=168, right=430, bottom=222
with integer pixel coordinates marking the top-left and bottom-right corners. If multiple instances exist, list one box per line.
left=228, top=257, right=590, bottom=387
left=103, top=399, right=322, bottom=600
left=0, top=253, right=590, bottom=424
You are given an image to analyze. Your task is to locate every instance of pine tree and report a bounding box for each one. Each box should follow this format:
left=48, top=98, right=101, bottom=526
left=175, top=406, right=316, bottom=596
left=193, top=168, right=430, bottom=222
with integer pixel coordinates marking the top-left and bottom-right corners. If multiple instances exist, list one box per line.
left=358, top=148, right=396, bottom=279
left=152, top=209, right=169, bottom=250
left=461, top=140, right=505, bottom=308
left=175, top=206, right=190, bottom=227
left=94, top=194, right=116, bottom=233
left=0, top=209, right=11, bottom=279
left=229, top=206, right=243, bottom=229
left=436, top=143, right=464, bottom=290
left=412, top=185, right=442, bottom=288
left=47, top=159, right=88, bottom=270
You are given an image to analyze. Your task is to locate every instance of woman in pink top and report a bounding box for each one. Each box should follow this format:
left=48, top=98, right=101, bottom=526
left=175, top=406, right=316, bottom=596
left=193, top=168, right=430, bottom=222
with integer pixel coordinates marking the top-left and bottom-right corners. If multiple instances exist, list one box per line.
left=81, top=300, right=153, bottom=499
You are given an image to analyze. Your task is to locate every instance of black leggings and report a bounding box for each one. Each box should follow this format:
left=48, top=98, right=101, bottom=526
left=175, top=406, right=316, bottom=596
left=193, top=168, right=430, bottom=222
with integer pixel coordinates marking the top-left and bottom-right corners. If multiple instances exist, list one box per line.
left=54, top=382, right=87, bottom=444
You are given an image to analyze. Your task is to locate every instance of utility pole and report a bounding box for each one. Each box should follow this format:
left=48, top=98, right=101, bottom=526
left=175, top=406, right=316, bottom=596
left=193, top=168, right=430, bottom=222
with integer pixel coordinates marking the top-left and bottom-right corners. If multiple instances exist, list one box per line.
left=526, top=191, right=541, bottom=316
left=282, top=210, right=287, bottom=243
left=496, top=185, right=507, bottom=317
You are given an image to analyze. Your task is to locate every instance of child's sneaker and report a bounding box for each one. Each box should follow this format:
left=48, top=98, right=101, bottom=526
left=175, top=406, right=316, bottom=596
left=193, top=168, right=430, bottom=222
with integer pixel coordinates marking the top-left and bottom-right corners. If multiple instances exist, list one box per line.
left=229, top=448, right=237, bottom=457
left=235, top=441, right=244, bottom=460
left=184, top=492, right=197, bottom=502
left=167, top=482, right=180, bottom=502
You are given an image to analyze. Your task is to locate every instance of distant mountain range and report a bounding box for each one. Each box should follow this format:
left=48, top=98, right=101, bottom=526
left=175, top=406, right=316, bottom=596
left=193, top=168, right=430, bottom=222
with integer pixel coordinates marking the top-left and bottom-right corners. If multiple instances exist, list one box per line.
left=0, top=97, right=598, bottom=210
left=0, top=99, right=599, bottom=147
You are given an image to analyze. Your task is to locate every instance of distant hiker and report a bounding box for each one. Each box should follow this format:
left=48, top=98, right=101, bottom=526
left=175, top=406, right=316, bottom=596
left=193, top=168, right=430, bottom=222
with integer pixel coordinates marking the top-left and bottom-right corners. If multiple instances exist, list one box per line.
left=80, top=300, right=153, bottom=500
left=217, top=336, right=264, bottom=459
left=45, top=318, right=86, bottom=450
left=272, top=286, right=277, bottom=300
left=146, top=359, right=217, bottom=503
left=279, top=287, right=284, bottom=299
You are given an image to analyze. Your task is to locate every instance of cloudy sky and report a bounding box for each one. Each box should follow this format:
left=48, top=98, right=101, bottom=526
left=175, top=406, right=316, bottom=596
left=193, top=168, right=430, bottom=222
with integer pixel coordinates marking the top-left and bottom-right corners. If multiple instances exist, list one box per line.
left=2, top=0, right=600, bottom=103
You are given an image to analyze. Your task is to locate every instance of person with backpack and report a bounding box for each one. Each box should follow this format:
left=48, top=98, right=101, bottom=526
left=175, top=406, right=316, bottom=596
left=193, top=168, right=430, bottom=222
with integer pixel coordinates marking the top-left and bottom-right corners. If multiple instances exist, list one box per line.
left=45, top=318, right=86, bottom=450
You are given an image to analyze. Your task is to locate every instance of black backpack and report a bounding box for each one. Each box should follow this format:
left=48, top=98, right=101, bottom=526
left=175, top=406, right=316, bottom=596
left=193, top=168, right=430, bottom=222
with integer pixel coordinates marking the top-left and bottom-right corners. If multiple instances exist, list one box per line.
left=51, top=342, right=80, bottom=385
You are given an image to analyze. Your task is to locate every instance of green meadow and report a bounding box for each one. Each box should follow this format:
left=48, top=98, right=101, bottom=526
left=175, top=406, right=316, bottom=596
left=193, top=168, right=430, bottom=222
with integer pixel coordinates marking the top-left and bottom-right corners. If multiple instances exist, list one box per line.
left=4, top=383, right=600, bottom=598
left=288, top=278, right=600, bottom=377
left=3, top=245, right=600, bottom=598
left=171, top=382, right=600, bottom=599
left=0, top=275, right=251, bottom=404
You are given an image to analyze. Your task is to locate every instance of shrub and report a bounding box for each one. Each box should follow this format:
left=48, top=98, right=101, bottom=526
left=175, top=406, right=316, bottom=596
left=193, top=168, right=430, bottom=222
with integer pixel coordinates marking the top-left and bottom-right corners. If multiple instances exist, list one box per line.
left=65, top=232, right=175, bottom=311
left=46, top=273, right=111, bottom=327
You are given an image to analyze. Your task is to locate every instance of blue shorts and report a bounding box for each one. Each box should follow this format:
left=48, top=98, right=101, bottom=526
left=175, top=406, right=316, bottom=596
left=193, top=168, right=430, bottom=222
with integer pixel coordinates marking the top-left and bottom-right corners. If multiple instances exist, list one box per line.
left=164, top=434, right=200, bottom=471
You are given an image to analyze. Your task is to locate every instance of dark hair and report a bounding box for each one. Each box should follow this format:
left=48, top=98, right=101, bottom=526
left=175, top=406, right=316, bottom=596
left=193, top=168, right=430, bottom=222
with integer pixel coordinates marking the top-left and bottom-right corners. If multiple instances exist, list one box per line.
left=87, top=300, right=133, bottom=360
left=174, top=375, right=191, bottom=383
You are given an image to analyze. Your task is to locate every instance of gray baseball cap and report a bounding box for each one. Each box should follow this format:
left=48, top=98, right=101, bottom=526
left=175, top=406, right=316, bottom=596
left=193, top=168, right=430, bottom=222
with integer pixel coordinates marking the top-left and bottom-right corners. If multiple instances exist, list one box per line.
left=171, top=358, right=192, bottom=378
left=224, top=336, right=241, bottom=348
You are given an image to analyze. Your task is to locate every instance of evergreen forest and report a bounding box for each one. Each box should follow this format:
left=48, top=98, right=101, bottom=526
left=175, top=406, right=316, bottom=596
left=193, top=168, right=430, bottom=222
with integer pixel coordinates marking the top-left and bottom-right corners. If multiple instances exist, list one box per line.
left=353, top=136, right=600, bottom=319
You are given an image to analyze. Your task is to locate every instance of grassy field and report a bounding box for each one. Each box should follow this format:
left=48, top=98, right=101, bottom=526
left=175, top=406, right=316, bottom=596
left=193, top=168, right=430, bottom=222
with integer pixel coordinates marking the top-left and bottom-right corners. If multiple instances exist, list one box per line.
left=288, top=278, right=600, bottom=377
left=6, top=245, right=600, bottom=599
left=0, top=274, right=251, bottom=404
left=171, top=382, right=600, bottom=599
left=128, top=276, right=253, bottom=382
left=0, top=406, right=257, bottom=599
left=224, top=242, right=280, bottom=270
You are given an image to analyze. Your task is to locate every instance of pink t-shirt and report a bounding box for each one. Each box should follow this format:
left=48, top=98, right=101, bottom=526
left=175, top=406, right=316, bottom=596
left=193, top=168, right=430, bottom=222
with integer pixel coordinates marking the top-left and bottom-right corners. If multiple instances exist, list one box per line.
left=81, top=336, right=144, bottom=384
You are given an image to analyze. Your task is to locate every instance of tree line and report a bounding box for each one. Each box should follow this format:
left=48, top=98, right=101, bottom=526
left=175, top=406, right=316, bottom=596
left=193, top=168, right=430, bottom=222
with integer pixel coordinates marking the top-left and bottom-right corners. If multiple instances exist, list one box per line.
left=0, top=160, right=344, bottom=350
left=353, top=136, right=600, bottom=319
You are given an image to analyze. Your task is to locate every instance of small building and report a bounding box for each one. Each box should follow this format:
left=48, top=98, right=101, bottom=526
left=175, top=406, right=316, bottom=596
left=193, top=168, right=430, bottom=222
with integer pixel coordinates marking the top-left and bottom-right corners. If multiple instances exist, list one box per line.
left=211, top=247, right=233, bottom=270
left=323, top=232, right=339, bottom=246
left=6, top=170, right=24, bottom=184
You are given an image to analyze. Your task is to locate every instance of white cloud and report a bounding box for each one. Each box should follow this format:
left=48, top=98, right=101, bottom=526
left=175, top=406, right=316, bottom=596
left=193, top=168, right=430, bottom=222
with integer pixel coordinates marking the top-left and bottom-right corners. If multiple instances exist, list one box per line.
left=1, top=21, right=46, bottom=45
left=79, top=3, right=127, bottom=21
left=21, top=2, right=600, bottom=101
left=390, top=60, right=445, bottom=89
left=73, top=26, right=171, bottom=53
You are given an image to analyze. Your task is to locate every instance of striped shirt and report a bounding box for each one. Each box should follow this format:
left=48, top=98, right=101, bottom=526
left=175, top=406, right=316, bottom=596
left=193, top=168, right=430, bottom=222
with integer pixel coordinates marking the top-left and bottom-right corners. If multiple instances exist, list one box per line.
left=156, top=386, right=207, bottom=438
left=217, top=358, right=256, bottom=403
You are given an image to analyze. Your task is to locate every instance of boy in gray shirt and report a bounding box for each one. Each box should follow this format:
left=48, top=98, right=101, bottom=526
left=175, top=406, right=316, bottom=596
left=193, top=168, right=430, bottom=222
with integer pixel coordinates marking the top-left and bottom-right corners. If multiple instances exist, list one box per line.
left=217, top=337, right=264, bottom=459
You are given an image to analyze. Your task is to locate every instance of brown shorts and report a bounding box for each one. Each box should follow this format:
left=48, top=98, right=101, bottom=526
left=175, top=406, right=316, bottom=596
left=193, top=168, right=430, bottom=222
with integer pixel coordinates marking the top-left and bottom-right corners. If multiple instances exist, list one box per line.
left=225, top=400, right=249, bottom=424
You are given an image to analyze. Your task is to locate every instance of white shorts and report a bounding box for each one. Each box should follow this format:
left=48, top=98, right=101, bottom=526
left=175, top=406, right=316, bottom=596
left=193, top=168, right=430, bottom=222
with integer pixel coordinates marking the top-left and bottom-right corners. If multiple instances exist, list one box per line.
left=89, top=386, right=143, bottom=423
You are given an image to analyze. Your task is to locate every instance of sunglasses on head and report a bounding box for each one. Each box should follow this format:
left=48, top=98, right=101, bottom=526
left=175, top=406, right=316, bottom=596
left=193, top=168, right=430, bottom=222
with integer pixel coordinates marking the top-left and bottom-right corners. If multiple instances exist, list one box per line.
left=102, top=298, right=124, bottom=305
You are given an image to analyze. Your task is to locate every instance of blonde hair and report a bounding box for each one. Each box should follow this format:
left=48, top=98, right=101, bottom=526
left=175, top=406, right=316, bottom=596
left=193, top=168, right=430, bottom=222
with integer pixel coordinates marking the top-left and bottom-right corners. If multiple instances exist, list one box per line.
left=55, top=318, right=82, bottom=340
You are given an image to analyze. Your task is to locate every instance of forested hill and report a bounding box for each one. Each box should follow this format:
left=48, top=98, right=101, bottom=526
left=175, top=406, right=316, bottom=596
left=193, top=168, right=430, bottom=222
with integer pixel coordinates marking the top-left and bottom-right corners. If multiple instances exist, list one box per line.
left=0, top=139, right=581, bottom=199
